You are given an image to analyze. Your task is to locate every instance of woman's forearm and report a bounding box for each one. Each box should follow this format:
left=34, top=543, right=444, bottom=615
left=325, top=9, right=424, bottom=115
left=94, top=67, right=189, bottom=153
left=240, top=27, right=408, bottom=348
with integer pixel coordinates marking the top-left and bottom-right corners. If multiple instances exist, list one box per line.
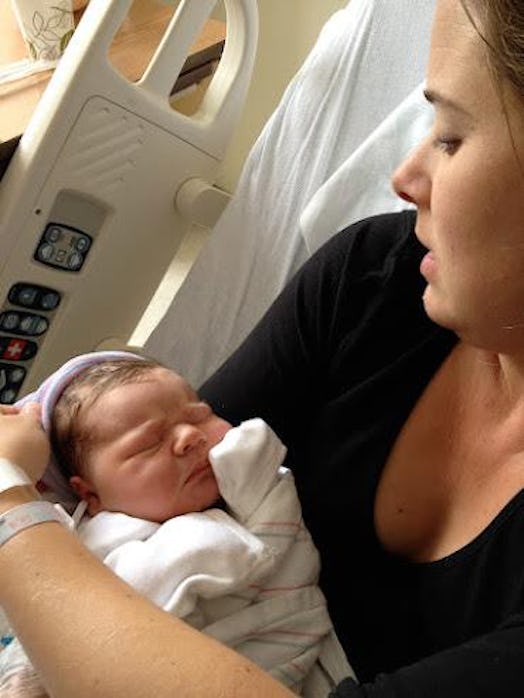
left=0, top=490, right=294, bottom=698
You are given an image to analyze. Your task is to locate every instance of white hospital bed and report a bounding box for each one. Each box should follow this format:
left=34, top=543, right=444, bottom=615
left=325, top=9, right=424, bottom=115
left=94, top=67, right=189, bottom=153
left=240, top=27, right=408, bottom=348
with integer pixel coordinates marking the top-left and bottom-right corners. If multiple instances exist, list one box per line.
left=145, top=0, right=436, bottom=386
left=0, top=0, right=436, bottom=691
left=0, top=0, right=257, bottom=398
left=0, top=0, right=436, bottom=400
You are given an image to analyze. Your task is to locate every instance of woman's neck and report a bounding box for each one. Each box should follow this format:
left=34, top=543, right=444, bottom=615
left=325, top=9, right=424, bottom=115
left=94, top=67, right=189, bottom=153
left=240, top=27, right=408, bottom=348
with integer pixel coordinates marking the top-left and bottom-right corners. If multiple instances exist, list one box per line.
left=466, top=344, right=524, bottom=424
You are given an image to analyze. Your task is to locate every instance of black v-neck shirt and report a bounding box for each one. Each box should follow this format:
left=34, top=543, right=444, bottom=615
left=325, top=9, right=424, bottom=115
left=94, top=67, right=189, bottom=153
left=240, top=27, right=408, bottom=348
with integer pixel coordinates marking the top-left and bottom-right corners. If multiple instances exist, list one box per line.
left=201, top=211, right=524, bottom=696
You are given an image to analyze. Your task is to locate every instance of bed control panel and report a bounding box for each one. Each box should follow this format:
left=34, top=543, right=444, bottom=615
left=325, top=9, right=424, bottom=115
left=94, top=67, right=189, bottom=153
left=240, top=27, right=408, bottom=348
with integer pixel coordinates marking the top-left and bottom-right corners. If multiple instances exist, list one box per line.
left=0, top=191, right=106, bottom=402
left=34, top=223, right=92, bottom=272
left=0, top=284, right=62, bottom=403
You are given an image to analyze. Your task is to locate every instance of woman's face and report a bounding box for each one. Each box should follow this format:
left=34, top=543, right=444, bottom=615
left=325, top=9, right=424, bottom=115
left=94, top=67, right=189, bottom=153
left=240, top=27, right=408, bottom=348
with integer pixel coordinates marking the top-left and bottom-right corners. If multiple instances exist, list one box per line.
left=392, top=0, right=524, bottom=354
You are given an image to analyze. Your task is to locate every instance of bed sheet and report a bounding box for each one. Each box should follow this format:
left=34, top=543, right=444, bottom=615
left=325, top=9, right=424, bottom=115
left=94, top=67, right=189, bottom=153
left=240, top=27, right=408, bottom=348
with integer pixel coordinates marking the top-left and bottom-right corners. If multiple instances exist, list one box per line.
left=146, top=0, right=436, bottom=386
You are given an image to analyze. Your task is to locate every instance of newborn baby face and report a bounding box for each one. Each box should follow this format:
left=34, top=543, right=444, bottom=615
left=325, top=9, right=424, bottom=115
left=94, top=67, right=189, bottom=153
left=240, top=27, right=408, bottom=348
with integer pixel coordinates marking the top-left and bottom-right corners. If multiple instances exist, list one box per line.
left=70, top=368, right=231, bottom=522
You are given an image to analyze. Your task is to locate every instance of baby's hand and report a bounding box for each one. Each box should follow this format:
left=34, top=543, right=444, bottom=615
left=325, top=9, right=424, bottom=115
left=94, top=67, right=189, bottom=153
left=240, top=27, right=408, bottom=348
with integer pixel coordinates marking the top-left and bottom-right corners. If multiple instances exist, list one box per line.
left=0, top=403, right=50, bottom=483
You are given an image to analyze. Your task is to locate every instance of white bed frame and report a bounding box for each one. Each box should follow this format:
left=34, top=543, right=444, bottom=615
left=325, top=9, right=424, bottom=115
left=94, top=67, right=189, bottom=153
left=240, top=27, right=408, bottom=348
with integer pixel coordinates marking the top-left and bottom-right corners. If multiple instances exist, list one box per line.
left=0, top=0, right=257, bottom=398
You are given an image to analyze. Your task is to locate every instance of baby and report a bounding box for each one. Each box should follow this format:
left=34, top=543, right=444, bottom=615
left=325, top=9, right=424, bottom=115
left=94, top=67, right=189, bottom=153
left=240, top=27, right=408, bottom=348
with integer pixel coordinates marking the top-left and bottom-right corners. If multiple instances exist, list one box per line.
left=52, top=355, right=232, bottom=523
left=0, top=351, right=336, bottom=697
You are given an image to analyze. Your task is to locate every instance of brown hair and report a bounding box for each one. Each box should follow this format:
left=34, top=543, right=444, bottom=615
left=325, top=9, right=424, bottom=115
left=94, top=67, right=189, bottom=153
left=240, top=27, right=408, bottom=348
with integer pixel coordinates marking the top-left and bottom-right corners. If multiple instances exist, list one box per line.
left=51, top=357, right=164, bottom=479
left=460, top=1, right=524, bottom=99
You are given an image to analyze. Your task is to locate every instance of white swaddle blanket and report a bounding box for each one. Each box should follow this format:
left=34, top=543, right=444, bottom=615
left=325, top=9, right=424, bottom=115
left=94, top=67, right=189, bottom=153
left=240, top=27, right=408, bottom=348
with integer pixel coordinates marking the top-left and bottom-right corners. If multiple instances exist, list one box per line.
left=1, top=350, right=350, bottom=696
left=0, top=419, right=346, bottom=697
left=145, top=0, right=436, bottom=387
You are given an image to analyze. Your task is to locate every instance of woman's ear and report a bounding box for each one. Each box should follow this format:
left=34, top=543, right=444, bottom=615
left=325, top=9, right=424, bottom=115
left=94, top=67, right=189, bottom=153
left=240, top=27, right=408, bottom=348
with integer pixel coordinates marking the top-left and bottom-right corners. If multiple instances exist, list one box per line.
left=69, top=475, right=103, bottom=516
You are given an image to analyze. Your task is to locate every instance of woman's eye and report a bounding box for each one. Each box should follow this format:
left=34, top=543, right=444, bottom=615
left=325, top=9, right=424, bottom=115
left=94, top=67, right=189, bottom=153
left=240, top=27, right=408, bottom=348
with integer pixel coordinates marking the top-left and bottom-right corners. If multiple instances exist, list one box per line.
left=433, top=136, right=461, bottom=155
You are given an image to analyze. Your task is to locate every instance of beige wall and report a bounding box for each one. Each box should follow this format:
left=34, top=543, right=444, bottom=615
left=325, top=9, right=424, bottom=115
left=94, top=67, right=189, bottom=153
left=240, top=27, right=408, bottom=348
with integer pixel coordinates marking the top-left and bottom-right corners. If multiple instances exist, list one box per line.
left=215, top=1, right=348, bottom=190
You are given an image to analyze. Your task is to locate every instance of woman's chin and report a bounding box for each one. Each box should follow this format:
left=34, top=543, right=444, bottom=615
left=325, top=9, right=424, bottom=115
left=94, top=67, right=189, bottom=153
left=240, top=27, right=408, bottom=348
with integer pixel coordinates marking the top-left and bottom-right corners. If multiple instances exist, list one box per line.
left=422, top=287, right=455, bottom=331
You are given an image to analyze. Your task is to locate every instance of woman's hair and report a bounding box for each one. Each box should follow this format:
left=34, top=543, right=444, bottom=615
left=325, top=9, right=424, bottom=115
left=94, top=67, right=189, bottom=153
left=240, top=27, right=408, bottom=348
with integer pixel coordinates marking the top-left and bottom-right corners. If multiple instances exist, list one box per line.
left=460, top=1, right=524, bottom=99
left=51, top=357, right=164, bottom=479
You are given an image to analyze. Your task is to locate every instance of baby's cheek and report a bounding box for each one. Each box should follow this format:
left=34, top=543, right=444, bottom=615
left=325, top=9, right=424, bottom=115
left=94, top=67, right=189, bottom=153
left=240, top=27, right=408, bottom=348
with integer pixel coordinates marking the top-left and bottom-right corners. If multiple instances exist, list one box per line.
left=202, top=472, right=221, bottom=507
left=211, top=420, right=231, bottom=446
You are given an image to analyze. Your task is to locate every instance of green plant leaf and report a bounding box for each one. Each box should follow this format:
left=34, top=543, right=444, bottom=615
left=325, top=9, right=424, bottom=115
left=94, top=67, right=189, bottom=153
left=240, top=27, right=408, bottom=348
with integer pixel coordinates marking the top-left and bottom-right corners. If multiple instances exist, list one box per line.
left=60, top=29, right=74, bottom=53
left=32, top=11, right=45, bottom=33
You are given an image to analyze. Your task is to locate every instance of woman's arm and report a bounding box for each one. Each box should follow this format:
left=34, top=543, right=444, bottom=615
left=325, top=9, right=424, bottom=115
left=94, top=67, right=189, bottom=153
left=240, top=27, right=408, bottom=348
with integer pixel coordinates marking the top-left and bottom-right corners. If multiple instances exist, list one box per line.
left=0, top=411, right=295, bottom=698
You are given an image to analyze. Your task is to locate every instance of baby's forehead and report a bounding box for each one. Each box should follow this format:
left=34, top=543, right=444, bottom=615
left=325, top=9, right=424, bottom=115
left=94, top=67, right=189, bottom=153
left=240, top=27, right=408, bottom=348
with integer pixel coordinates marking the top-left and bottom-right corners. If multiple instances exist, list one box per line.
left=140, top=366, right=198, bottom=397
left=79, top=366, right=198, bottom=428
left=96, top=365, right=193, bottom=398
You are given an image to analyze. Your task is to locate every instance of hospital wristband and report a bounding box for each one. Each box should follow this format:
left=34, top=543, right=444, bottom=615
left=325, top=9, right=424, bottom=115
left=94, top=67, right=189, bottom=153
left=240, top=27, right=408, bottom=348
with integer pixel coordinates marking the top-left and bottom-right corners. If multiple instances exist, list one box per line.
left=0, top=458, right=32, bottom=494
left=0, top=501, right=74, bottom=548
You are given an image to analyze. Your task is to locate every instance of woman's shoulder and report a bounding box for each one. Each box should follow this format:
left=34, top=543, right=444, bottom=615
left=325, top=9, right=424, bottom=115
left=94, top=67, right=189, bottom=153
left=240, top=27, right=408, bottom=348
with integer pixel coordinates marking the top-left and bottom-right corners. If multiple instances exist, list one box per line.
left=302, top=209, right=422, bottom=287
left=319, top=208, right=417, bottom=250
left=293, top=210, right=425, bottom=320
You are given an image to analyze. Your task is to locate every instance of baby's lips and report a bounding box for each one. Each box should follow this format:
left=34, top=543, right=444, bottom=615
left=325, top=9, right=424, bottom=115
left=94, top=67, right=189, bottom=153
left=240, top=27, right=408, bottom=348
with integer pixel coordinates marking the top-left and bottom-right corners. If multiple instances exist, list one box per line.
left=185, top=461, right=212, bottom=484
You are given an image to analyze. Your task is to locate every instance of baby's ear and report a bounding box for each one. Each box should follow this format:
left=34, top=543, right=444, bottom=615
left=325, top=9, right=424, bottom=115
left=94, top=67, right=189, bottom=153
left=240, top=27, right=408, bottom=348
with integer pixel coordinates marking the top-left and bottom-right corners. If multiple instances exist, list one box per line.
left=69, top=475, right=102, bottom=516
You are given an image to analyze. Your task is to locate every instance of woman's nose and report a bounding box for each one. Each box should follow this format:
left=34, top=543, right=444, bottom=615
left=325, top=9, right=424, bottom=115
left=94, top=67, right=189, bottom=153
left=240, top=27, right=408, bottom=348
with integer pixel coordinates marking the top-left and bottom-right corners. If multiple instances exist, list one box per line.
left=391, top=137, right=431, bottom=208
left=173, top=424, right=207, bottom=456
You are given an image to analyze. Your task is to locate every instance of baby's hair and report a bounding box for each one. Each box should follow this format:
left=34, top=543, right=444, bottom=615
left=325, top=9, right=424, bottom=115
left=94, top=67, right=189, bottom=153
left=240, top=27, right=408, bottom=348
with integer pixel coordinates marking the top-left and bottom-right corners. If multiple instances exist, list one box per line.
left=51, top=357, right=165, bottom=479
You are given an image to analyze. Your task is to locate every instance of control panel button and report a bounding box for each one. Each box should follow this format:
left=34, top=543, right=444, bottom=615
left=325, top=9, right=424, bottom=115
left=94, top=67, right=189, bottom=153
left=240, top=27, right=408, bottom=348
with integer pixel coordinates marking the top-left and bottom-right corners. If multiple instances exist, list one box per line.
left=9, top=367, right=26, bottom=383
left=17, top=287, right=38, bottom=306
left=8, top=283, right=61, bottom=312
left=0, top=312, right=20, bottom=332
left=75, top=237, right=91, bottom=253
left=17, top=314, right=48, bottom=336
left=0, top=389, right=17, bottom=404
left=40, top=292, right=60, bottom=310
left=0, top=312, right=48, bottom=337
left=0, top=338, right=37, bottom=362
left=0, top=363, right=26, bottom=404
left=45, top=226, right=63, bottom=243
left=67, top=252, right=83, bottom=270
left=37, top=243, right=55, bottom=263
left=34, top=223, right=92, bottom=272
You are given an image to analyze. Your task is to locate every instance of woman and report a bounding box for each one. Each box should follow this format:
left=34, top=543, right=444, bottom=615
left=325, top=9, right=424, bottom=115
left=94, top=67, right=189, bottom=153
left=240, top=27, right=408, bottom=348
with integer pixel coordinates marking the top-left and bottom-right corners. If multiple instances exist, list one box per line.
left=1, top=0, right=524, bottom=695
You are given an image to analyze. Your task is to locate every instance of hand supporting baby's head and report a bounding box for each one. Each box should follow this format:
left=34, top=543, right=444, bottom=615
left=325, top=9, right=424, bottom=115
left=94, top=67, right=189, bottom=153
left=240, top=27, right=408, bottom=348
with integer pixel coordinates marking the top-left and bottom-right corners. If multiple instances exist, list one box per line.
left=0, top=402, right=49, bottom=485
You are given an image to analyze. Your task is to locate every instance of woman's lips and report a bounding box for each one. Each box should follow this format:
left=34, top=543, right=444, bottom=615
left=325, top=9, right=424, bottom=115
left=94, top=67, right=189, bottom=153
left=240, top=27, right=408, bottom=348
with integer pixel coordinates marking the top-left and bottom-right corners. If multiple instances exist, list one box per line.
left=420, top=250, right=437, bottom=279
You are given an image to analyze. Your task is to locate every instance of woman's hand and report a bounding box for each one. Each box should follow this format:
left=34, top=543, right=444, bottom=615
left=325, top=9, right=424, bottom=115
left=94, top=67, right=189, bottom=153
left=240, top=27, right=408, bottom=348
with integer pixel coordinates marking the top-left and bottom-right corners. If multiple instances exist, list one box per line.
left=0, top=403, right=49, bottom=483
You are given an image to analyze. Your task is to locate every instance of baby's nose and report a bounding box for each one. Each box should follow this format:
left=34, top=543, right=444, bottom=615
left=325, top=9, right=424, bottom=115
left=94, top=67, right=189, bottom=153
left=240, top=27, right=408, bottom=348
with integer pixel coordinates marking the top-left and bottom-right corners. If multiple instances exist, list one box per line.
left=173, top=424, right=206, bottom=456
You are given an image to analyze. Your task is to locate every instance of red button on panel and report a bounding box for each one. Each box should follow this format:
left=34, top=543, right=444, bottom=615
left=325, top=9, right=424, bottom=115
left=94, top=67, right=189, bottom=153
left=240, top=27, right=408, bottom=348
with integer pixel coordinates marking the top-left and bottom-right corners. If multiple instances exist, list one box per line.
left=0, top=338, right=37, bottom=361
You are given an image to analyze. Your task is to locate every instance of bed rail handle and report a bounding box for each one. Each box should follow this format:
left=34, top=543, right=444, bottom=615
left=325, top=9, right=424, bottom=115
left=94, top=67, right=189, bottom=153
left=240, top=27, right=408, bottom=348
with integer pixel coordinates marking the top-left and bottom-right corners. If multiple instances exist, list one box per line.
left=140, top=0, right=218, bottom=98
left=66, top=0, right=258, bottom=159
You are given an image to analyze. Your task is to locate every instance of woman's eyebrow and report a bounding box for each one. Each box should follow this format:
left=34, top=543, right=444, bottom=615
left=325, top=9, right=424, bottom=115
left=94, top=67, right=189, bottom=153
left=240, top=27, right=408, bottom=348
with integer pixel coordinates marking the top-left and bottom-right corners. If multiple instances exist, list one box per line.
left=423, top=87, right=473, bottom=118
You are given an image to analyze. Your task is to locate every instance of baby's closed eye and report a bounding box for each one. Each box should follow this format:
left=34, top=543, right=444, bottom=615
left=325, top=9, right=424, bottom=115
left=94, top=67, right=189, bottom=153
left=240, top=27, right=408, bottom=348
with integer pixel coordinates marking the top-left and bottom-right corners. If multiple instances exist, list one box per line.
left=125, top=424, right=166, bottom=459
